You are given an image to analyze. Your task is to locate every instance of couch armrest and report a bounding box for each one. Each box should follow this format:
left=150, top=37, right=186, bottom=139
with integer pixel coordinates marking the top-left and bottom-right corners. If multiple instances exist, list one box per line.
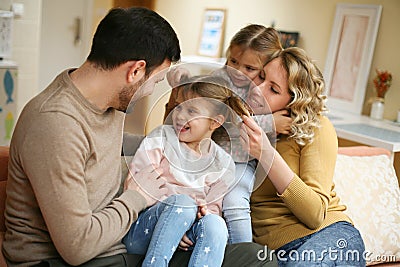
left=0, top=147, right=9, bottom=235
left=0, top=147, right=9, bottom=182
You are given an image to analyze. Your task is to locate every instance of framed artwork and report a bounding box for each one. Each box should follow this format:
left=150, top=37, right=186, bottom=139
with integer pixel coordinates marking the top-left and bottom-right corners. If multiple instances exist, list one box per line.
left=0, top=11, right=13, bottom=59
left=323, top=4, right=382, bottom=114
left=279, top=31, right=299, bottom=48
left=197, top=9, right=226, bottom=58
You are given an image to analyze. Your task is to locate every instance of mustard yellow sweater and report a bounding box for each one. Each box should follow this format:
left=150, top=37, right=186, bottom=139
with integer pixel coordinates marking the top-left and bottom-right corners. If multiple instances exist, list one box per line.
left=251, top=116, right=352, bottom=250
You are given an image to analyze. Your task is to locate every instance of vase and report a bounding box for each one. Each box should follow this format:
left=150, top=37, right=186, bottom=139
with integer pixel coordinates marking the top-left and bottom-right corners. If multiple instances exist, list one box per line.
left=370, top=98, right=385, bottom=120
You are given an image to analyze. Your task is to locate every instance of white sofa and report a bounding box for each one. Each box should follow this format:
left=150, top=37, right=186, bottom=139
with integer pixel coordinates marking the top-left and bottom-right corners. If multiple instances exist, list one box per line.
left=334, top=146, right=400, bottom=266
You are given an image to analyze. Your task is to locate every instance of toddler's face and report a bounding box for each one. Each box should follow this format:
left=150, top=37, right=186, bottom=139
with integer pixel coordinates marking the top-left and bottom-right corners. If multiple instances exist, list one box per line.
left=172, top=96, right=220, bottom=147
left=226, top=45, right=262, bottom=88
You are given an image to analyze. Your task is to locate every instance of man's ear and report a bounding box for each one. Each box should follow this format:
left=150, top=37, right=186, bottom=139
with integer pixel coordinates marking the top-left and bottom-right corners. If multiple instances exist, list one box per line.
left=127, top=60, right=146, bottom=83
left=210, top=115, right=225, bottom=130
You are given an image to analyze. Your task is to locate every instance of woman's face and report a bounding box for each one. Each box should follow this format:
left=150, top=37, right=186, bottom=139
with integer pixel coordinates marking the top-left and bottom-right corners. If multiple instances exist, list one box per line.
left=226, top=45, right=262, bottom=88
left=246, top=57, right=292, bottom=114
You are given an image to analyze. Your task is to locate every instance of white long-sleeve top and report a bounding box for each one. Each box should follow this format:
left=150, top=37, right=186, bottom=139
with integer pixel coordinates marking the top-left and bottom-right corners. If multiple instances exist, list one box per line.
left=129, top=125, right=236, bottom=215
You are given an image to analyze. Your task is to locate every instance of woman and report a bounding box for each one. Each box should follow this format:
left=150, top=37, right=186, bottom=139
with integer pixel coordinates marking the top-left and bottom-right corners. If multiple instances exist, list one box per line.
left=241, top=47, right=366, bottom=266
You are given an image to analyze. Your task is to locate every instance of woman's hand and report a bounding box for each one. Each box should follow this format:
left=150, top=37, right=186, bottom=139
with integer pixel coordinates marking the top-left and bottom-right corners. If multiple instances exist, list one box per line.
left=240, top=115, right=294, bottom=194
left=240, top=115, right=273, bottom=160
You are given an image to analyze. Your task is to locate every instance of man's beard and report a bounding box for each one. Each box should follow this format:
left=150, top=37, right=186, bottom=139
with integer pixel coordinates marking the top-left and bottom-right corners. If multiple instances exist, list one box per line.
left=117, top=75, right=146, bottom=113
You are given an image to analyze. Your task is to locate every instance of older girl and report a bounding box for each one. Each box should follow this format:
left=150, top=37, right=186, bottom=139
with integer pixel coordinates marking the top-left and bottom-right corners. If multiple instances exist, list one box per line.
left=166, top=24, right=292, bottom=244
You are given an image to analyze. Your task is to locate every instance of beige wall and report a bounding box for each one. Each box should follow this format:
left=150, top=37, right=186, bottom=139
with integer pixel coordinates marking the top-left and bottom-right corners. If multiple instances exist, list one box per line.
left=92, top=0, right=113, bottom=37
left=6, top=0, right=400, bottom=125
left=154, top=0, right=400, bottom=121
left=8, top=0, right=42, bottom=114
left=0, top=0, right=13, bottom=10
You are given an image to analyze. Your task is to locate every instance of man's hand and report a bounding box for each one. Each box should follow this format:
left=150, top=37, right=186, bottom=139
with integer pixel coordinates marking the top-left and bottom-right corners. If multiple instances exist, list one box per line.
left=124, top=165, right=167, bottom=207
left=166, top=67, right=191, bottom=88
left=178, top=234, right=193, bottom=251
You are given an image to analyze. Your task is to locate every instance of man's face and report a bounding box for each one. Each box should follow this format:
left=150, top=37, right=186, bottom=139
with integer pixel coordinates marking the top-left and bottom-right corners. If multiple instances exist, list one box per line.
left=119, top=59, right=171, bottom=112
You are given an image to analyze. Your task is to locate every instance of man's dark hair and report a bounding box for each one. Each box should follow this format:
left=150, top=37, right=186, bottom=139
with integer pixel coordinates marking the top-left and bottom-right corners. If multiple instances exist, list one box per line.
left=87, top=7, right=181, bottom=73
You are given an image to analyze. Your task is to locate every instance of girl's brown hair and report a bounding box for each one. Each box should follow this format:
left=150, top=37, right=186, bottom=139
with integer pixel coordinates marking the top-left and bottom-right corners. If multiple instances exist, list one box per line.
left=181, top=75, right=250, bottom=142
left=182, top=75, right=250, bottom=122
left=226, top=24, right=283, bottom=67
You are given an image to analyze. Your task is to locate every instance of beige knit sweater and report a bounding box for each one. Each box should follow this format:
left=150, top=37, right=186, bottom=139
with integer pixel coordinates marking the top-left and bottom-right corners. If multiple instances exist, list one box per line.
left=3, top=70, right=147, bottom=266
left=251, top=116, right=352, bottom=250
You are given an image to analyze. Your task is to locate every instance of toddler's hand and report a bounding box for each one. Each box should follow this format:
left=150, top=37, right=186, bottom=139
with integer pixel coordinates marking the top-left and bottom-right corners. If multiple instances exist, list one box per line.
left=197, top=205, right=209, bottom=219
left=195, top=199, right=209, bottom=218
left=273, top=110, right=293, bottom=135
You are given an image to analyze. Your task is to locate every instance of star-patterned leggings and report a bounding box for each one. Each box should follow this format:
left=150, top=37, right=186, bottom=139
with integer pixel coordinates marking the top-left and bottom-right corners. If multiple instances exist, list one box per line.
left=123, top=194, right=228, bottom=267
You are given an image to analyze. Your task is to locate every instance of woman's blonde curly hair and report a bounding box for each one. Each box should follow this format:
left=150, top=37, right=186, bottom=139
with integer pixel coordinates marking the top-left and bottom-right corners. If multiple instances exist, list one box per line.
left=272, top=47, right=327, bottom=145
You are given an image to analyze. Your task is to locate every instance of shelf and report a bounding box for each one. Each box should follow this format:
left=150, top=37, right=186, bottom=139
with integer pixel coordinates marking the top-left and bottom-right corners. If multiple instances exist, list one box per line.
left=328, top=109, right=400, bottom=162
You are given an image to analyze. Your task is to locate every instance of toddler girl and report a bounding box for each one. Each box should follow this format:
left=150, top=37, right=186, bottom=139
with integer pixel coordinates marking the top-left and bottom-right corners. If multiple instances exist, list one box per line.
left=123, top=75, right=250, bottom=267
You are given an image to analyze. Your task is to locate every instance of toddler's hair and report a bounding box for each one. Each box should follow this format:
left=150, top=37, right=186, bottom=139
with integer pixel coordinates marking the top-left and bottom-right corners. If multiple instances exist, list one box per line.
left=181, top=75, right=250, bottom=122
left=226, top=24, right=283, bottom=66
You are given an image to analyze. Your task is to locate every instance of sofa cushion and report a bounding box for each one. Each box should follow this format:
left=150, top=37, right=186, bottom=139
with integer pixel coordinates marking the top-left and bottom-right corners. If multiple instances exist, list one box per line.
left=0, top=181, right=6, bottom=233
left=334, top=151, right=400, bottom=265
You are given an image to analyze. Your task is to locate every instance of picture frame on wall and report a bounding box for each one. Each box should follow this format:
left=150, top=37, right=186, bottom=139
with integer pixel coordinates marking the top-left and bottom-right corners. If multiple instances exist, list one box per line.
left=197, top=9, right=226, bottom=58
left=279, top=31, right=299, bottom=49
left=323, top=4, right=382, bottom=114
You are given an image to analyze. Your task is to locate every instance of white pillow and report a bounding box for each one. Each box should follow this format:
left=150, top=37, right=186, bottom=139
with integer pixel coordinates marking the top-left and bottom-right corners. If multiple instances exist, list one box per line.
left=333, top=154, right=400, bottom=265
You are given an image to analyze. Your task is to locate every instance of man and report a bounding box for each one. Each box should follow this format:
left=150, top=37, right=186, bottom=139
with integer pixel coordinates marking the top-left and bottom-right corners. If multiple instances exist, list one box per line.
left=3, top=7, right=276, bottom=267
left=3, top=7, right=179, bottom=266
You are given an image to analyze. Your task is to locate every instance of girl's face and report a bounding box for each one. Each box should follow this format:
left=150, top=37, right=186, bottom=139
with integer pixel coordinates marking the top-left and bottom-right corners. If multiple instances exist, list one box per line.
left=172, top=95, right=222, bottom=152
left=247, top=57, right=292, bottom=114
left=226, top=45, right=263, bottom=88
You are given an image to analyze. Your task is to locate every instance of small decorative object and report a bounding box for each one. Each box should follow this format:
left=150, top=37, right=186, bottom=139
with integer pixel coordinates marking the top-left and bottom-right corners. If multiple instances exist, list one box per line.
left=373, top=69, right=392, bottom=98
left=370, top=69, right=392, bottom=120
left=370, top=98, right=384, bottom=120
left=278, top=31, right=299, bottom=48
